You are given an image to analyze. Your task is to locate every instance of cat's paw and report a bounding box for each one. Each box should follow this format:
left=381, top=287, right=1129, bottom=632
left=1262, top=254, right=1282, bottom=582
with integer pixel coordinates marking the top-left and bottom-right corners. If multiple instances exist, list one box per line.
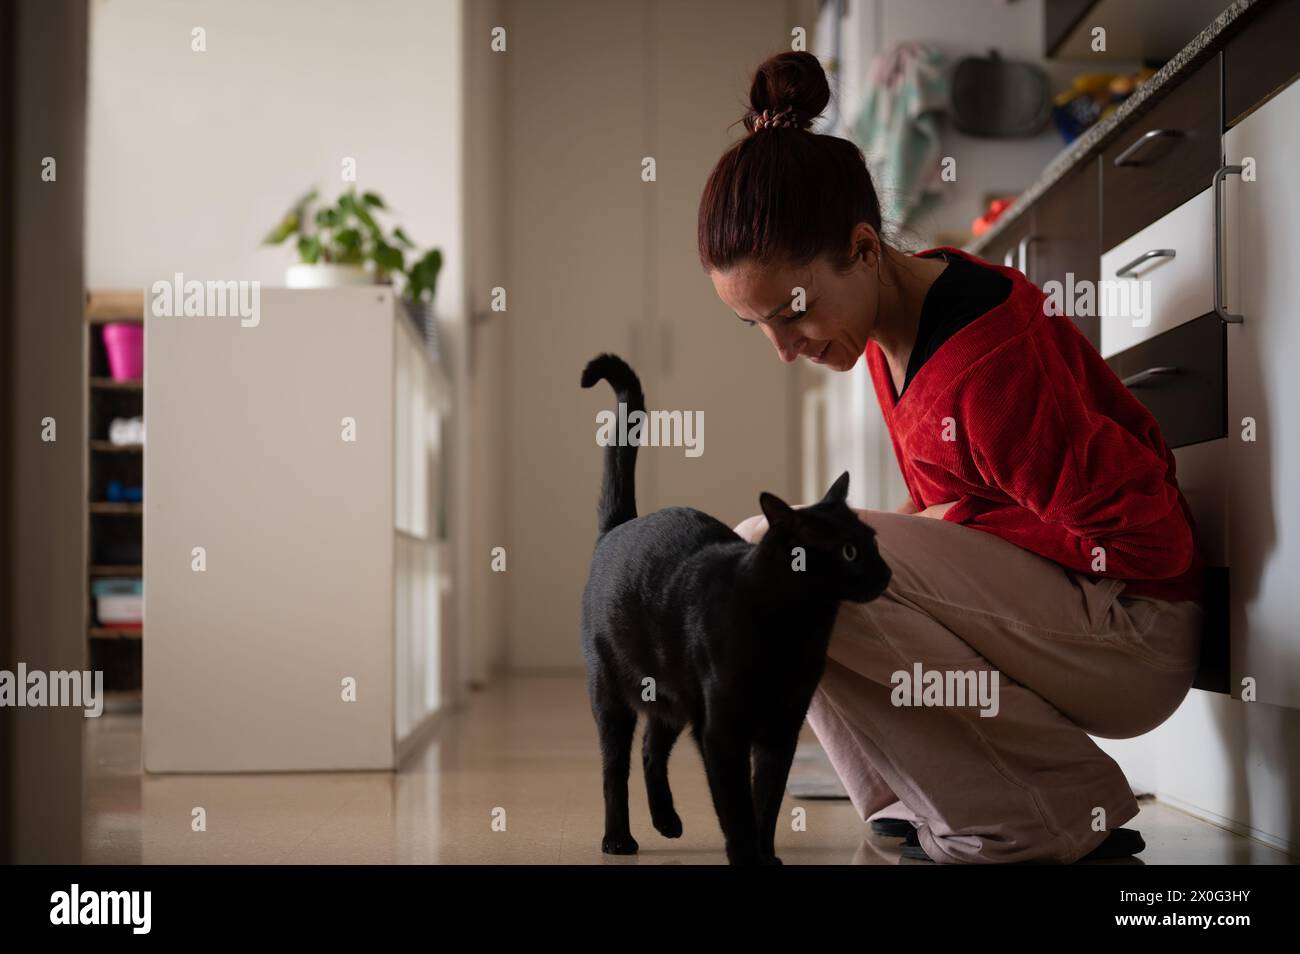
left=602, top=833, right=640, bottom=855
left=652, top=811, right=683, bottom=839
left=759, top=854, right=784, bottom=866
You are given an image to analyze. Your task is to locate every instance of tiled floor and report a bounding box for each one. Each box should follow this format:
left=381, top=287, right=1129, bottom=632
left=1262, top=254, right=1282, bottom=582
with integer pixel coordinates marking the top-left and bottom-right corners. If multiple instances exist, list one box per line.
left=83, top=674, right=1292, bottom=864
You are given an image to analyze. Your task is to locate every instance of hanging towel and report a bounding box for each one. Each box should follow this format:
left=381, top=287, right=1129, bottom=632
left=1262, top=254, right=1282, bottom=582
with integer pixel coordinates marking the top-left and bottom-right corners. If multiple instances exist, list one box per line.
left=851, top=43, right=949, bottom=230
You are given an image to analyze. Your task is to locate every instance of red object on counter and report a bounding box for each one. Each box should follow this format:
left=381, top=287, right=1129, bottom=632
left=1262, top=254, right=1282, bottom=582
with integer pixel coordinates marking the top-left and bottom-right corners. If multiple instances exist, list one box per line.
left=971, top=197, right=1015, bottom=237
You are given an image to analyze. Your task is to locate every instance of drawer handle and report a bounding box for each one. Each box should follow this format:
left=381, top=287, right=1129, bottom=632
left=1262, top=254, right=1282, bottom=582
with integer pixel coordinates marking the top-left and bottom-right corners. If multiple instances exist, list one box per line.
left=1003, top=249, right=1014, bottom=268
left=1115, top=248, right=1175, bottom=278
left=1113, top=128, right=1183, bottom=167
left=1016, top=235, right=1038, bottom=275
left=1213, top=163, right=1244, bottom=324
left=1122, top=366, right=1180, bottom=388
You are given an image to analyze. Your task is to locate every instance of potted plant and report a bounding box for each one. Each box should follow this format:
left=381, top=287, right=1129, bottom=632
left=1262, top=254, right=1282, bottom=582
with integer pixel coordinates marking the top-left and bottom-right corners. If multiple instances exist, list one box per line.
left=263, top=187, right=444, bottom=354
left=262, top=188, right=411, bottom=289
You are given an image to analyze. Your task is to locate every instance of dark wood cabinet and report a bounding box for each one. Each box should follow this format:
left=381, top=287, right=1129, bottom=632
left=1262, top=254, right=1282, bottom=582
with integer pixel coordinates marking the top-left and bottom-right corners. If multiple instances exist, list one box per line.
left=1225, top=0, right=1300, bottom=127
left=1100, top=55, right=1222, bottom=251
left=1029, top=158, right=1101, bottom=349
left=1106, top=312, right=1227, bottom=449
left=974, top=210, right=1036, bottom=276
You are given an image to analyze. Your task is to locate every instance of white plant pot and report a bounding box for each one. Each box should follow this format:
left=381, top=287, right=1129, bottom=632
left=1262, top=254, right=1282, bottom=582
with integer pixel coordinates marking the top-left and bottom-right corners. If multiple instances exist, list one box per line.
left=285, top=263, right=372, bottom=289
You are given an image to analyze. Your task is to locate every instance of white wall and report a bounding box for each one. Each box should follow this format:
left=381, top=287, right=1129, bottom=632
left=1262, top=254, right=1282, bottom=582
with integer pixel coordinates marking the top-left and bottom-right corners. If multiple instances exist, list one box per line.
left=85, top=0, right=464, bottom=319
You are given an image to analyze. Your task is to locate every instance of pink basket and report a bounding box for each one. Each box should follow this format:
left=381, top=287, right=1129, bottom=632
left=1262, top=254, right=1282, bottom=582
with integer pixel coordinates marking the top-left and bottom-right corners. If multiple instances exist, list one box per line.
left=102, top=322, right=144, bottom=381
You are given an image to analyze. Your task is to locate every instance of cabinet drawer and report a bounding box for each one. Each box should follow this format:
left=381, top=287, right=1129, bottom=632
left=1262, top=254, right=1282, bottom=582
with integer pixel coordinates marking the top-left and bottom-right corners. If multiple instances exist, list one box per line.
left=1099, top=186, right=1213, bottom=358
left=1106, top=312, right=1226, bottom=450
left=1225, top=0, right=1300, bottom=127
left=1101, top=55, right=1221, bottom=250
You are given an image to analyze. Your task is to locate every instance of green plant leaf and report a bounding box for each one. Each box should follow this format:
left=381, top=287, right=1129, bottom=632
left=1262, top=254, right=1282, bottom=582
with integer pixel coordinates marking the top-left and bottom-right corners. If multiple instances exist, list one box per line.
left=392, top=227, right=415, bottom=249
left=292, top=188, right=319, bottom=213
left=403, top=248, right=443, bottom=302
left=353, top=203, right=381, bottom=236
left=374, top=241, right=404, bottom=274
left=263, top=188, right=318, bottom=245
left=262, top=213, right=300, bottom=245
left=297, top=234, right=322, bottom=264
left=315, top=207, right=338, bottom=229
left=361, top=191, right=386, bottom=209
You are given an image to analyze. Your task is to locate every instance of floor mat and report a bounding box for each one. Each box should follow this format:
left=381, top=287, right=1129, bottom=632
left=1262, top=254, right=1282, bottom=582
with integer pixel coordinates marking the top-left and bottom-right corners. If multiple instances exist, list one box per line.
left=786, top=740, right=849, bottom=799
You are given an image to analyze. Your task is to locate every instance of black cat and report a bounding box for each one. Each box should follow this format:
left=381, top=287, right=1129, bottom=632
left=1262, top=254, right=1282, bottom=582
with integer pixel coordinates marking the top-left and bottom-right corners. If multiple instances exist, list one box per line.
left=579, top=353, right=892, bottom=865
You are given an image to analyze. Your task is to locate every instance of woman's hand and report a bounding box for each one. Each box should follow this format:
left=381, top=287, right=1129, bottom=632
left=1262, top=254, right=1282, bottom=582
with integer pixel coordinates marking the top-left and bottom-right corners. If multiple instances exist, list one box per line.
left=732, top=512, right=770, bottom=544
left=894, top=497, right=918, bottom=515
left=916, top=500, right=957, bottom=520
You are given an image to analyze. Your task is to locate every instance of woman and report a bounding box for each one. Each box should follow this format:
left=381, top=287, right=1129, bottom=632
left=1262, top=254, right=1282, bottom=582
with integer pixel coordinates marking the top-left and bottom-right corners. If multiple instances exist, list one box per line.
left=704, top=52, right=1204, bottom=864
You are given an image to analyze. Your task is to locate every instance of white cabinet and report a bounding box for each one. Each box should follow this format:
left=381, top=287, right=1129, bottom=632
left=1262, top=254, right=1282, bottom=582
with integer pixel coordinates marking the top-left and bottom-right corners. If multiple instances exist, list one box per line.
left=1099, top=187, right=1216, bottom=359
left=143, top=288, right=449, bottom=771
left=1223, top=78, right=1300, bottom=708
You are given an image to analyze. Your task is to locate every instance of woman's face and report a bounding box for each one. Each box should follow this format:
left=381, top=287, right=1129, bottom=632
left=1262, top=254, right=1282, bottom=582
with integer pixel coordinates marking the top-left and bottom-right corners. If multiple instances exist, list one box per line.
left=709, top=233, right=882, bottom=372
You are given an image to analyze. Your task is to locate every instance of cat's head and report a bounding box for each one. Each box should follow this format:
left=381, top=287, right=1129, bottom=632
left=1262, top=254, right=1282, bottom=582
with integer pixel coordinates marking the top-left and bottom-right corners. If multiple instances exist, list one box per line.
left=758, top=472, right=891, bottom=603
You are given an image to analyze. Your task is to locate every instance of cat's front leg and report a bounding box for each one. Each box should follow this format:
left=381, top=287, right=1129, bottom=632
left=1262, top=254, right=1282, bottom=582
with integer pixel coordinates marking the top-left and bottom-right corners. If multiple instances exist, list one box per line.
left=751, top=724, right=801, bottom=865
left=699, top=725, right=761, bottom=865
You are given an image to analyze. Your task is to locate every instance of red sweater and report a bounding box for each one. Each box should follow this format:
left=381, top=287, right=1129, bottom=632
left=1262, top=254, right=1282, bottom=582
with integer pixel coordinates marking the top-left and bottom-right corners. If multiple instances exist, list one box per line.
left=866, top=247, right=1204, bottom=605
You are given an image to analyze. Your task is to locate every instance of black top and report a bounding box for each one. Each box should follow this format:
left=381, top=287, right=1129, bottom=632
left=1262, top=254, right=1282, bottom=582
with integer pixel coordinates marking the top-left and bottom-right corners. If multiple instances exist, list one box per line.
left=900, top=251, right=1012, bottom=397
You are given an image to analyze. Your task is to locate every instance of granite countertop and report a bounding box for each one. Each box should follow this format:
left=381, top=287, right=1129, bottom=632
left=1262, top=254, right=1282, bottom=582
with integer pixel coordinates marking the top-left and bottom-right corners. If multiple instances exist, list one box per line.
left=967, top=0, right=1262, bottom=256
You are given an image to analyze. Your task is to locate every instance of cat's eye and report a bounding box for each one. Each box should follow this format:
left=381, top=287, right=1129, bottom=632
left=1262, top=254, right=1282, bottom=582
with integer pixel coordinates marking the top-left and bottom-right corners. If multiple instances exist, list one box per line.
left=841, top=543, right=857, bottom=561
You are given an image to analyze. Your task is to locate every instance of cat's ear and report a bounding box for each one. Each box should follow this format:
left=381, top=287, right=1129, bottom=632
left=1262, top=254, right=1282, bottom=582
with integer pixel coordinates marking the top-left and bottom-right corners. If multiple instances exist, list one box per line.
left=759, top=492, right=795, bottom=530
left=822, top=471, right=850, bottom=504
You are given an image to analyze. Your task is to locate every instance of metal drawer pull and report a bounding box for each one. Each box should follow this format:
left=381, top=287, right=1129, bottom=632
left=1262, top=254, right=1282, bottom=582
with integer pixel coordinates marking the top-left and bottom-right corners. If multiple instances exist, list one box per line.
left=1122, top=366, right=1180, bottom=388
left=1213, top=163, right=1244, bottom=324
left=1113, top=128, right=1183, bottom=167
left=1003, top=249, right=1014, bottom=267
left=1115, top=248, right=1175, bottom=278
left=1017, top=235, right=1038, bottom=275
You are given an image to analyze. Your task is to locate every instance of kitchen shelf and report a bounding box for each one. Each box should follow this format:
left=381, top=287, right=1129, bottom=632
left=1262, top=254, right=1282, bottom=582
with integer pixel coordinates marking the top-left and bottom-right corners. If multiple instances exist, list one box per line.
left=86, top=289, right=146, bottom=698
left=90, top=440, right=143, bottom=453
left=89, top=626, right=143, bottom=640
left=89, top=564, right=143, bottom=576
left=90, top=502, right=142, bottom=514
left=90, top=377, right=143, bottom=391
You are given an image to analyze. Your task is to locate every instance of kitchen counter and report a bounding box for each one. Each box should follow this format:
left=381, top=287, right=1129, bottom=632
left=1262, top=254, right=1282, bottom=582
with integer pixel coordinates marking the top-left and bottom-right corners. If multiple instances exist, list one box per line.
left=968, top=0, right=1262, bottom=257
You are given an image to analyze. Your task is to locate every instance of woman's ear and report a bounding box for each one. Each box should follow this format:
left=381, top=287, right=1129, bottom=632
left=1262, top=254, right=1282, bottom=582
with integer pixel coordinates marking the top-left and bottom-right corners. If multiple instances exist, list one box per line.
left=849, top=223, right=881, bottom=269
left=758, top=492, right=796, bottom=530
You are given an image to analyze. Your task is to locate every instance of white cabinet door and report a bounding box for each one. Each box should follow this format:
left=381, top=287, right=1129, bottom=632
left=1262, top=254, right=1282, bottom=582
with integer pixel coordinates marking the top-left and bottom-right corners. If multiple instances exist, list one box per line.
left=1224, top=79, right=1300, bottom=708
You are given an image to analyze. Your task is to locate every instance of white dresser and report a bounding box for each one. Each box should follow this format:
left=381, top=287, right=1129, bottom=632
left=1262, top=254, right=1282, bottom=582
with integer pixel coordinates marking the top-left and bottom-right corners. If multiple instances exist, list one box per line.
left=143, top=288, right=449, bottom=771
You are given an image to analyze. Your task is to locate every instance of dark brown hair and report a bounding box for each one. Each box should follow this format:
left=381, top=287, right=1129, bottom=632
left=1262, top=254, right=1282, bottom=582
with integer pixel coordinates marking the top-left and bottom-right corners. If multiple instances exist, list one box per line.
left=697, top=51, right=882, bottom=272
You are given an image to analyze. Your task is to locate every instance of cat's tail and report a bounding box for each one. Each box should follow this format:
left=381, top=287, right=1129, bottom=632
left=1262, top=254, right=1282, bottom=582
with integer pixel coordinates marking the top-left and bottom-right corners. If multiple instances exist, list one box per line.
left=580, top=353, right=644, bottom=536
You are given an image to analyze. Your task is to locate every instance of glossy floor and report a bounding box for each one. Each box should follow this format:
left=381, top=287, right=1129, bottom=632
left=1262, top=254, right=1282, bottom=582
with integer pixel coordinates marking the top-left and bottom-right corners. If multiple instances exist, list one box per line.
left=83, top=674, right=1292, bottom=864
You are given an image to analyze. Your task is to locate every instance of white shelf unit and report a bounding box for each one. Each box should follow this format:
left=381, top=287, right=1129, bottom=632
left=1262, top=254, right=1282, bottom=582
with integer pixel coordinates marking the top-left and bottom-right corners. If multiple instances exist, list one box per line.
left=143, top=287, right=450, bottom=772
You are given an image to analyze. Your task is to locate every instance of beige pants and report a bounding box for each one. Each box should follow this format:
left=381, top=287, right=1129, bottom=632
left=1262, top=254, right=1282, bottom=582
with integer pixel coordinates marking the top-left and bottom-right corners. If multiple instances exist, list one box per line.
left=735, top=509, right=1203, bottom=864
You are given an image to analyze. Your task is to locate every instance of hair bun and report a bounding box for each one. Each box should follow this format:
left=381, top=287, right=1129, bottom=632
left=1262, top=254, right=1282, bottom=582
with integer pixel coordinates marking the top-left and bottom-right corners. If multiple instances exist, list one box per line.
left=745, top=51, right=829, bottom=132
